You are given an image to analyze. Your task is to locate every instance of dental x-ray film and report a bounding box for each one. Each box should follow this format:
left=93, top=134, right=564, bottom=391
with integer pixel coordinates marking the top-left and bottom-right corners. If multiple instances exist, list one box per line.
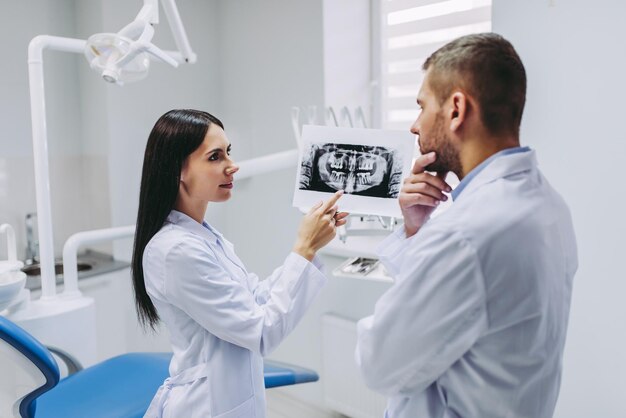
left=293, top=125, right=415, bottom=217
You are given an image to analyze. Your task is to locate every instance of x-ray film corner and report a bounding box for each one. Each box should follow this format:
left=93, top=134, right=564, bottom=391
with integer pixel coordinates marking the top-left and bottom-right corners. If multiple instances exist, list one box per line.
left=292, top=125, right=414, bottom=217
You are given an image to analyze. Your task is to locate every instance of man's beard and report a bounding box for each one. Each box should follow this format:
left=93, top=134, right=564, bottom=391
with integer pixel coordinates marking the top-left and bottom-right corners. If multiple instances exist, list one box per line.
left=419, top=112, right=462, bottom=176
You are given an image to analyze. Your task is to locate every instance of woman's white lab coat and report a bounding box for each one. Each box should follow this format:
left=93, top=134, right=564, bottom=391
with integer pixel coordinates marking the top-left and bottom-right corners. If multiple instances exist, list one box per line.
left=142, top=210, right=326, bottom=418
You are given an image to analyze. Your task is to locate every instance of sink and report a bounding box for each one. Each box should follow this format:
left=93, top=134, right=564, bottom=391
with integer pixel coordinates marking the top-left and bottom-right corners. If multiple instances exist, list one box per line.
left=22, top=262, right=93, bottom=277
left=22, top=250, right=130, bottom=291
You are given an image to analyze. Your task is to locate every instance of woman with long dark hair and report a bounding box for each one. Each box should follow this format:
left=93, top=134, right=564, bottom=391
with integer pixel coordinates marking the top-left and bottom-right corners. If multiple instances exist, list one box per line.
left=132, top=109, right=346, bottom=418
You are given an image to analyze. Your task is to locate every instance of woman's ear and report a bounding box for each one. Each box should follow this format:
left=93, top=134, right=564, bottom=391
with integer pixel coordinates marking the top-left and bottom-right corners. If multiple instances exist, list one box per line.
left=449, top=91, right=467, bottom=133
left=179, top=161, right=188, bottom=183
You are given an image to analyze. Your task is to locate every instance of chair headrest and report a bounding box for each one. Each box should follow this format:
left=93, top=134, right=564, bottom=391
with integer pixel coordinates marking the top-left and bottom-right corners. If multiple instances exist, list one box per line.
left=0, top=316, right=59, bottom=417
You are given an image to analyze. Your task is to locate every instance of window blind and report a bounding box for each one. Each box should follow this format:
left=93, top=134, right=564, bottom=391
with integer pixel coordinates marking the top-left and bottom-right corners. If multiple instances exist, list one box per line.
left=380, top=0, right=492, bottom=130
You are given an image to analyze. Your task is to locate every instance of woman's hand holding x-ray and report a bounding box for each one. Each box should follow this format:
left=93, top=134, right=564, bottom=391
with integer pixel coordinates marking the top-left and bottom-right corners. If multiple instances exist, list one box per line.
left=399, top=152, right=451, bottom=237
left=293, top=190, right=349, bottom=261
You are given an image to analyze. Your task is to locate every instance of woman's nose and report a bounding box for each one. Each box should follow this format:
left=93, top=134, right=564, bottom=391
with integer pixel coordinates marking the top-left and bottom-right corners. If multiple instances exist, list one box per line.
left=226, top=164, right=239, bottom=175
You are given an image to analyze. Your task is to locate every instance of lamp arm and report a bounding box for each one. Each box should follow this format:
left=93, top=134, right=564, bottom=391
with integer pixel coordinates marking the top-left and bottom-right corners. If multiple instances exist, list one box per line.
left=136, top=0, right=159, bottom=24
left=160, top=0, right=197, bottom=64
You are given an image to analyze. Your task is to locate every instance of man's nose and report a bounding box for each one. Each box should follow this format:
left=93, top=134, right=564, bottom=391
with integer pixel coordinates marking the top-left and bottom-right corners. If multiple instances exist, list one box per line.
left=410, top=119, right=419, bottom=136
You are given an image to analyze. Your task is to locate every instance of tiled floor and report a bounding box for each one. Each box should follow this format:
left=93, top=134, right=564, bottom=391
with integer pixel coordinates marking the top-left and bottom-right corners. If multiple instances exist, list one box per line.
left=266, top=390, right=346, bottom=418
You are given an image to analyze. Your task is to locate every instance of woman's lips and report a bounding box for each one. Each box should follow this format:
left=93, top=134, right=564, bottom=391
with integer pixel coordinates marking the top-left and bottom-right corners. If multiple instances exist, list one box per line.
left=219, top=182, right=233, bottom=189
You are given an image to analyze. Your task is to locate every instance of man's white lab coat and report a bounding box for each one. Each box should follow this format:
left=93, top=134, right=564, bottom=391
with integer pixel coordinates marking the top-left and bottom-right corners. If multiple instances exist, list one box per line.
left=143, top=210, right=326, bottom=418
left=356, top=150, right=578, bottom=418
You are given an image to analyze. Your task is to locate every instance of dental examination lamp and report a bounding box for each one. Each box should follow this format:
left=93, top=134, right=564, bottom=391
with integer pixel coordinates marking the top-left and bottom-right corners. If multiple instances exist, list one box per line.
left=6, top=0, right=196, bottom=368
left=85, top=0, right=195, bottom=84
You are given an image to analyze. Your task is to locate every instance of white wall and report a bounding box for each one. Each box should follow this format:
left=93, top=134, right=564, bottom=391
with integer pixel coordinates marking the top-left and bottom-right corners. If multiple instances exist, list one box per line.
left=493, top=1, right=626, bottom=417
left=0, top=0, right=110, bottom=259
left=323, top=0, right=372, bottom=122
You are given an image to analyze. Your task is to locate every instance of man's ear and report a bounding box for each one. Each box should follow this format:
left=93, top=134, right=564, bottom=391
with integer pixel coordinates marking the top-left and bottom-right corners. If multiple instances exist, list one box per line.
left=449, top=91, right=467, bottom=133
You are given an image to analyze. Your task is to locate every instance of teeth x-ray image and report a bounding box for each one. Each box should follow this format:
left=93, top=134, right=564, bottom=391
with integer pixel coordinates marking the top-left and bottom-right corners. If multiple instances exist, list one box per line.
left=298, top=143, right=403, bottom=198
left=293, top=125, right=414, bottom=217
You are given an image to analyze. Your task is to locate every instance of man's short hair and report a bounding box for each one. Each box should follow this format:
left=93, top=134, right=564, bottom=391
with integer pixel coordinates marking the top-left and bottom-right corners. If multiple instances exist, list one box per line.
left=423, top=33, right=526, bottom=137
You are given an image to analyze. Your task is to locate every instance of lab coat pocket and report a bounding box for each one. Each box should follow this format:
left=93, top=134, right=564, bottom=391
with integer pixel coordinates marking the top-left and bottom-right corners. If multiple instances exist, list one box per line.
left=214, top=395, right=255, bottom=418
left=208, top=346, right=255, bottom=415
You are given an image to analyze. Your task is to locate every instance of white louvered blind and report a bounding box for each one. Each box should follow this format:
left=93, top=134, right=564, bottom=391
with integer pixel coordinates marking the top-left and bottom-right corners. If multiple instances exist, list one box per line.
left=380, top=0, right=492, bottom=130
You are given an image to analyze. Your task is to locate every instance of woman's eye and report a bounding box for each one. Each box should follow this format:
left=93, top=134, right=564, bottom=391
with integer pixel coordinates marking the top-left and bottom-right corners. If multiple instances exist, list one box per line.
left=208, top=153, right=219, bottom=161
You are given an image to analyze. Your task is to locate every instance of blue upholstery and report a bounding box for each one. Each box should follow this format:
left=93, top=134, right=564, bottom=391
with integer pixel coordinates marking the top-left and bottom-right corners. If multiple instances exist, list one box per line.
left=1, top=317, right=319, bottom=418
left=35, top=354, right=318, bottom=417
left=264, top=360, right=319, bottom=388
left=35, top=352, right=171, bottom=418
left=0, top=316, right=59, bottom=418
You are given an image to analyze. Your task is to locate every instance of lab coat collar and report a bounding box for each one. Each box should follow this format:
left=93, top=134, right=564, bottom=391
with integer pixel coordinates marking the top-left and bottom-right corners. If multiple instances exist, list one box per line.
left=451, top=147, right=530, bottom=200
left=165, top=210, right=223, bottom=245
left=455, top=149, right=538, bottom=201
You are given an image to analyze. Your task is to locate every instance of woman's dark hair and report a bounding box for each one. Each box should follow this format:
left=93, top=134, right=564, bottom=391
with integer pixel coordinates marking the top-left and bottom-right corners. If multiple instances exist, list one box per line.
left=131, top=109, right=224, bottom=330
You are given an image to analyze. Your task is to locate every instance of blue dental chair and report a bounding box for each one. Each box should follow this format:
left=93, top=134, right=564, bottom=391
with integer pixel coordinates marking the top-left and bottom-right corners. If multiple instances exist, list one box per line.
left=0, top=316, right=318, bottom=418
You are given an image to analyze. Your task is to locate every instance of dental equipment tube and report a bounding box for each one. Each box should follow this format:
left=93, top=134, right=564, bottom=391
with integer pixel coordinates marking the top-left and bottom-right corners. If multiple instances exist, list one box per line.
left=62, top=226, right=135, bottom=298
left=28, top=36, right=87, bottom=300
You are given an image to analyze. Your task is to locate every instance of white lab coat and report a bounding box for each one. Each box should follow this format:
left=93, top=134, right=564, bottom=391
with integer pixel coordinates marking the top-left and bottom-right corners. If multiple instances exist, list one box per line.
left=356, top=150, right=578, bottom=418
left=142, top=210, right=327, bottom=418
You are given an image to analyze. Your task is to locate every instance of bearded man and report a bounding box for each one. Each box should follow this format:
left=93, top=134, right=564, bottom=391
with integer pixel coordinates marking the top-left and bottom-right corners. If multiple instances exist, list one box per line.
left=356, top=33, right=578, bottom=418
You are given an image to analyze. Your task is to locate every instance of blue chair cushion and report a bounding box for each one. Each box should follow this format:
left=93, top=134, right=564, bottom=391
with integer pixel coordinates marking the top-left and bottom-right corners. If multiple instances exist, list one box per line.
left=35, top=352, right=171, bottom=418
left=264, top=360, right=319, bottom=388
left=34, top=353, right=319, bottom=417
